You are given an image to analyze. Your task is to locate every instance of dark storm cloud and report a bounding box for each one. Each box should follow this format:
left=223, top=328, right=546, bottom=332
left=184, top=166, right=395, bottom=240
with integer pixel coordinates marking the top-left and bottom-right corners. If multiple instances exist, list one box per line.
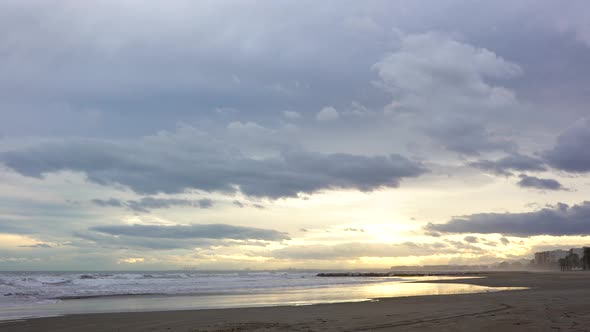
left=270, top=241, right=461, bottom=260
left=92, top=197, right=214, bottom=213
left=90, top=223, right=290, bottom=241
left=0, top=136, right=427, bottom=198
left=517, top=174, right=565, bottom=191
left=469, top=154, right=546, bottom=176
left=426, top=201, right=590, bottom=236
left=544, top=118, right=590, bottom=172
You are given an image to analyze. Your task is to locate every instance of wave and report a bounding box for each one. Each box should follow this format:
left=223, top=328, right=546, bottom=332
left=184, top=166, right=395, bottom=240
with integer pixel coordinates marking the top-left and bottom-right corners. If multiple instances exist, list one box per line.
left=0, top=271, right=401, bottom=308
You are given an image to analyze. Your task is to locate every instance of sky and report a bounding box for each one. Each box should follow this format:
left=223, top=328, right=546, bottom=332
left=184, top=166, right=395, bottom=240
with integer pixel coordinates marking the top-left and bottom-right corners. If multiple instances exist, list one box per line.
left=1, top=0, right=590, bottom=270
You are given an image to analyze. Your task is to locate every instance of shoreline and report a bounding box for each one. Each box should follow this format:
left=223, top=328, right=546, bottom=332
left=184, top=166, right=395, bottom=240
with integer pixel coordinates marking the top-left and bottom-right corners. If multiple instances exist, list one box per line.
left=3, top=271, right=590, bottom=331
left=47, top=274, right=490, bottom=300
left=0, top=275, right=519, bottom=322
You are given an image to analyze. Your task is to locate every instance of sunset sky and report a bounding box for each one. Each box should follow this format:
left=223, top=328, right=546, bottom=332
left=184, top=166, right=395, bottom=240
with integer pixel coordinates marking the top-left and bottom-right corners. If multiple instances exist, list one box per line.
left=1, top=0, right=590, bottom=270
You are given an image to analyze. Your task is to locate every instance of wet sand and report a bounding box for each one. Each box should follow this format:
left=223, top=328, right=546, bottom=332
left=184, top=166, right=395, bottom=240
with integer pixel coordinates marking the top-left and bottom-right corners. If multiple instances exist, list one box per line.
left=3, top=271, right=590, bottom=331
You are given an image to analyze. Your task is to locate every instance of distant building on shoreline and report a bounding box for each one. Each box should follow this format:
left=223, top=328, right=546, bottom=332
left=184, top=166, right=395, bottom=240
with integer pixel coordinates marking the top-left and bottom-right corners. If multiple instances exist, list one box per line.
left=533, top=247, right=590, bottom=271
left=534, top=250, right=568, bottom=265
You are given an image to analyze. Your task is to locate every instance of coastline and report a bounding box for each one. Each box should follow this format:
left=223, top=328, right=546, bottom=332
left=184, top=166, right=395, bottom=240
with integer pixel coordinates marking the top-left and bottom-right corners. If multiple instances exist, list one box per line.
left=3, top=271, right=590, bottom=331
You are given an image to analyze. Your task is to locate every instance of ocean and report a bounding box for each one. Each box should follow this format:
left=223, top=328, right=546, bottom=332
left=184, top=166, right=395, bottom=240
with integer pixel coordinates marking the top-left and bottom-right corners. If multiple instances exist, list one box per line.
left=0, top=271, right=523, bottom=320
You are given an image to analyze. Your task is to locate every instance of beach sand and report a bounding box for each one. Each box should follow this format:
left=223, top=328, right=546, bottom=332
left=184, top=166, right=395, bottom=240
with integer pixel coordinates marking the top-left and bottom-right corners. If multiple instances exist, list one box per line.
left=3, top=271, right=590, bottom=331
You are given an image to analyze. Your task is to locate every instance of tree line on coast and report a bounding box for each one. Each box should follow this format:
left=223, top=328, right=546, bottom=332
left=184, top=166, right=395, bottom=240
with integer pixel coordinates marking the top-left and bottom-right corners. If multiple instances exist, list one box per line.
left=559, top=248, right=590, bottom=271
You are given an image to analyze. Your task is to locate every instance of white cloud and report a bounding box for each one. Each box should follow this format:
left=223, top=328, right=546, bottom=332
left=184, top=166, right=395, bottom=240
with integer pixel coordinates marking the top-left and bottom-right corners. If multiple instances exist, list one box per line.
left=227, top=121, right=272, bottom=136
left=215, top=107, right=239, bottom=115
left=372, top=31, right=524, bottom=154
left=373, top=31, right=522, bottom=113
left=282, top=110, right=301, bottom=119
left=117, top=257, right=145, bottom=264
left=344, top=101, right=374, bottom=117
left=316, top=106, right=339, bottom=122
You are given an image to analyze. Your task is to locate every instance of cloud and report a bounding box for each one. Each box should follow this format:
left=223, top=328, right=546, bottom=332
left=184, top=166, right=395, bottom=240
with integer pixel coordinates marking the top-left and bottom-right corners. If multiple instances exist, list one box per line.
left=373, top=31, right=522, bottom=104
left=74, top=231, right=217, bottom=250
left=283, top=110, right=301, bottom=119
left=0, top=1, right=394, bottom=128
left=0, top=219, right=35, bottom=235
left=500, top=237, right=510, bottom=245
left=91, top=198, right=125, bottom=208
left=463, top=236, right=479, bottom=243
left=227, top=121, right=273, bottom=136
left=549, top=2, right=590, bottom=47
left=270, top=241, right=461, bottom=260
left=343, top=228, right=365, bottom=232
left=443, top=239, right=484, bottom=253
left=344, top=101, right=374, bottom=117
left=195, top=199, right=213, bottom=208
left=517, top=174, right=565, bottom=191
left=544, top=118, right=590, bottom=172
left=316, top=106, right=339, bottom=122
left=92, top=197, right=214, bottom=213
left=215, top=107, right=240, bottom=115
left=117, top=257, right=144, bottom=264
left=0, top=129, right=427, bottom=198
left=469, top=153, right=546, bottom=176
left=426, top=201, right=590, bottom=237
left=483, top=240, right=497, bottom=247
left=424, top=230, right=441, bottom=237
left=19, top=243, right=53, bottom=248
left=74, top=223, right=290, bottom=250
left=426, top=119, right=515, bottom=155
left=373, top=31, right=523, bottom=155
left=1, top=1, right=590, bottom=270
left=90, top=223, right=290, bottom=241
left=0, top=257, right=40, bottom=264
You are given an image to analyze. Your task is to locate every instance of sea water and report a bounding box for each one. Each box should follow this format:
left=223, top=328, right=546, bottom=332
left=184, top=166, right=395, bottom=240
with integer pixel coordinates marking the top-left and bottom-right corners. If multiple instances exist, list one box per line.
left=0, top=271, right=524, bottom=320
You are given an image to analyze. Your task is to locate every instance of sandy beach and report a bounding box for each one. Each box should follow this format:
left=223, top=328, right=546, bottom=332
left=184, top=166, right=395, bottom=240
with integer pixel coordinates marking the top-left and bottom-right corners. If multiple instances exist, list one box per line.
left=2, top=271, right=589, bottom=331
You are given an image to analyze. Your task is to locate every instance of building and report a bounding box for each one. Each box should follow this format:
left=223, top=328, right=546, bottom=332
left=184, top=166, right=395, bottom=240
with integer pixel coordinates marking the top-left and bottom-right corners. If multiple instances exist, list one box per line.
left=533, top=247, right=590, bottom=270
left=534, top=250, right=568, bottom=265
